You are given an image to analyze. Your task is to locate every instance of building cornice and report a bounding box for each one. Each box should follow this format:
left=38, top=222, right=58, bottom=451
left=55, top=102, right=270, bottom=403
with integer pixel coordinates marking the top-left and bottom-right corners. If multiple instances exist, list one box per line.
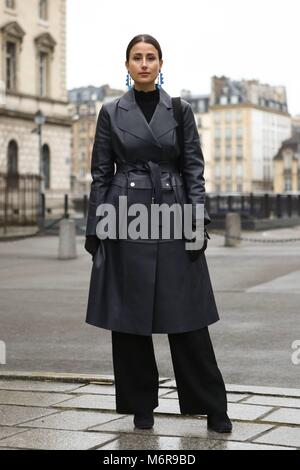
left=209, top=103, right=290, bottom=117
left=0, top=107, right=72, bottom=128
left=6, top=90, right=69, bottom=105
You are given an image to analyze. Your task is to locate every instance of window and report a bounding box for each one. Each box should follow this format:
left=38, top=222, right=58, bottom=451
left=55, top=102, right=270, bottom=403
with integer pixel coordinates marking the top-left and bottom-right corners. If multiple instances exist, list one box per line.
left=237, top=183, right=243, bottom=192
left=284, top=178, right=291, bottom=191
left=35, top=33, right=56, bottom=97
left=214, top=127, right=221, bottom=139
left=236, top=163, right=243, bottom=177
left=42, top=144, right=50, bottom=189
left=220, top=96, right=228, bottom=105
left=225, top=163, right=231, bottom=177
left=39, top=0, right=48, bottom=21
left=214, top=112, right=221, bottom=124
left=284, top=153, right=292, bottom=170
left=236, top=110, right=242, bottom=122
left=7, top=140, right=18, bottom=189
left=5, top=41, right=16, bottom=91
left=2, top=22, right=25, bottom=93
left=236, top=126, right=243, bottom=139
left=5, top=0, right=15, bottom=9
left=215, top=146, right=221, bottom=159
left=225, top=111, right=232, bottom=123
left=225, top=127, right=232, bottom=139
left=225, top=144, right=231, bottom=159
left=39, top=51, right=48, bottom=96
left=237, top=144, right=243, bottom=158
left=215, top=163, right=221, bottom=177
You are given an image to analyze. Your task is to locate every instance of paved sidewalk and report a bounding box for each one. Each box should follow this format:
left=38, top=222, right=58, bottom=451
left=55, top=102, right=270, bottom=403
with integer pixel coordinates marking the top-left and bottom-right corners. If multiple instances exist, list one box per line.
left=0, top=372, right=299, bottom=450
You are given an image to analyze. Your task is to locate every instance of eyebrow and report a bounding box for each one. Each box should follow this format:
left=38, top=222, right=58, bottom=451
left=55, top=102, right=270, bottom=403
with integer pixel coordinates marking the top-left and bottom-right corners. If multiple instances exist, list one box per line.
left=133, top=53, right=156, bottom=56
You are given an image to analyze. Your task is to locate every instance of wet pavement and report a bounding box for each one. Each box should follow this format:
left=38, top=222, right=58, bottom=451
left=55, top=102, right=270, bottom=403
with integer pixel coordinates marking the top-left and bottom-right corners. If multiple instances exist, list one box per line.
left=0, top=372, right=299, bottom=450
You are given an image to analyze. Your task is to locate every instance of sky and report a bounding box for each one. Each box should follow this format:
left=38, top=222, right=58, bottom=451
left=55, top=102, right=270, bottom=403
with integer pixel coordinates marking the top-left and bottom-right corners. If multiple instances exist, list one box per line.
left=67, top=0, right=300, bottom=116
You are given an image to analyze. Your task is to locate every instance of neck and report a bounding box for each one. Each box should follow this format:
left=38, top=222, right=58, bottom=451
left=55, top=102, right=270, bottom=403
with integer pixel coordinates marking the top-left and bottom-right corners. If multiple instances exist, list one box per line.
left=133, top=84, right=157, bottom=92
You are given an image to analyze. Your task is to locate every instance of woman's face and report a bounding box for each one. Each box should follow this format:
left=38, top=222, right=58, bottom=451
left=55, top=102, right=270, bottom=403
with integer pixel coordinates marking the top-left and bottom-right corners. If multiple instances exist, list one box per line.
left=125, top=41, right=163, bottom=90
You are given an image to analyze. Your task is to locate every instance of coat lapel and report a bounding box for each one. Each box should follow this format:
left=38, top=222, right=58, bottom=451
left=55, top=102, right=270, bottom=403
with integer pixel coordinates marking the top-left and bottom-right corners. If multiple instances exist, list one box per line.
left=116, top=87, right=178, bottom=149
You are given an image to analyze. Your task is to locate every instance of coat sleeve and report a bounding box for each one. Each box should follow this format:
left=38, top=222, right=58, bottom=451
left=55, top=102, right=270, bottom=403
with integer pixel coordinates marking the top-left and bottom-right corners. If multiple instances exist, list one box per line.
left=181, top=100, right=211, bottom=226
left=85, top=105, right=115, bottom=236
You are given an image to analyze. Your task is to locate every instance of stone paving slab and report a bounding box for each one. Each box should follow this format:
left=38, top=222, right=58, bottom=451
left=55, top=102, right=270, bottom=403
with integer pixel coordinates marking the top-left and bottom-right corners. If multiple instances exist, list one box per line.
left=0, top=426, right=30, bottom=440
left=53, top=394, right=117, bottom=411
left=0, top=390, right=75, bottom=407
left=0, top=405, right=59, bottom=426
left=0, top=428, right=118, bottom=450
left=253, top=426, right=300, bottom=448
left=16, top=410, right=126, bottom=431
left=260, top=408, right=300, bottom=425
left=243, top=395, right=300, bottom=409
left=227, top=403, right=273, bottom=421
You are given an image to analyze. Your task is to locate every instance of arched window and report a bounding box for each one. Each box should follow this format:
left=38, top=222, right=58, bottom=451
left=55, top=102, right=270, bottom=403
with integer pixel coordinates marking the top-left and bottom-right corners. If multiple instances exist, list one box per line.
left=42, top=144, right=50, bottom=189
left=7, top=140, right=18, bottom=189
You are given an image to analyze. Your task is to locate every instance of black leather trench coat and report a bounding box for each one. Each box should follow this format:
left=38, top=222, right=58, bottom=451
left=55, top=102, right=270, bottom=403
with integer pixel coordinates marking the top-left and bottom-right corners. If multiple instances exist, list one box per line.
left=85, top=87, right=220, bottom=335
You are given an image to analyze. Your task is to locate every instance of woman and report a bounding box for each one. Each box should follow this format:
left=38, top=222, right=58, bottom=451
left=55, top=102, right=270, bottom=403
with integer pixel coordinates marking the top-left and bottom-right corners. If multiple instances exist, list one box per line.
left=85, top=34, right=232, bottom=433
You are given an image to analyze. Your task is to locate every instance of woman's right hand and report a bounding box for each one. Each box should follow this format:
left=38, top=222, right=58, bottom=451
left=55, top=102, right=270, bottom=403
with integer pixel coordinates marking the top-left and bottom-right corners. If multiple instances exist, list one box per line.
left=84, top=236, right=100, bottom=259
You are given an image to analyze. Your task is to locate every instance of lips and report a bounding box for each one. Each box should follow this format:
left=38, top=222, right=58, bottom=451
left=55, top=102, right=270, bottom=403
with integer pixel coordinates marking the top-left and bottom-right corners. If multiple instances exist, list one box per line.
left=139, top=73, right=150, bottom=75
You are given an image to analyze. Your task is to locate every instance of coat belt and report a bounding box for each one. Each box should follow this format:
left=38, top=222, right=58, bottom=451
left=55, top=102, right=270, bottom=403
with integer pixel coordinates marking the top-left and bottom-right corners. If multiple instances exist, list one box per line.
left=115, top=161, right=183, bottom=206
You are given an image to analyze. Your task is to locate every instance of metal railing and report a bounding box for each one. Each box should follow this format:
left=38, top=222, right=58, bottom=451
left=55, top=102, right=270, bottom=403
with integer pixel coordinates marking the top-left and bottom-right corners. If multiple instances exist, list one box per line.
left=0, top=173, right=41, bottom=232
left=206, top=193, right=300, bottom=219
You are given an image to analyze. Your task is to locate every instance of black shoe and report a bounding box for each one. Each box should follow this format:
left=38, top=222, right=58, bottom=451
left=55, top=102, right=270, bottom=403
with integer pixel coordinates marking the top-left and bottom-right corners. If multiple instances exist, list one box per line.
left=207, top=411, right=232, bottom=433
left=133, top=411, right=154, bottom=429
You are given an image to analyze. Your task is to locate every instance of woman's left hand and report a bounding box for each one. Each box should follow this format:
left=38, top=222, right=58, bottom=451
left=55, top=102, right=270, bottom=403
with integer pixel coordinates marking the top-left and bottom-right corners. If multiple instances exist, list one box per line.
left=187, top=227, right=210, bottom=262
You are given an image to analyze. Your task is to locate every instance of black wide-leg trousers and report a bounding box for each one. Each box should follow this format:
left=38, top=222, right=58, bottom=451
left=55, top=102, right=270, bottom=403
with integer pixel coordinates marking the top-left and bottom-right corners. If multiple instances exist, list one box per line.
left=111, top=327, right=227, bottom=415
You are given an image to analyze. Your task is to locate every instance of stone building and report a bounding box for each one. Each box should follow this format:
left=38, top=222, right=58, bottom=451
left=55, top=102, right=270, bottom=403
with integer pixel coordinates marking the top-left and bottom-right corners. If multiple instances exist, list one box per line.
left=0, top=0, right=71, bottom=216
left=273, top=133, right=300, bottom=193
left=209, top=76, right=291, bottom=193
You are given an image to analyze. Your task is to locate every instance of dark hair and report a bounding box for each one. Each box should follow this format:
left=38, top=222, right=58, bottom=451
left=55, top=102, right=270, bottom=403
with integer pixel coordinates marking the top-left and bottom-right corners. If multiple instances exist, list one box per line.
left=126, top=34, right=162, bottom=62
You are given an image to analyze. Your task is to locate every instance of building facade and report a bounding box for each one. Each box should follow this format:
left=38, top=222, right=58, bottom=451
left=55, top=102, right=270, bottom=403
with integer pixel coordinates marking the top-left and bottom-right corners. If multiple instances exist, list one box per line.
left=69, top=85, right=123, bottom=194
left=273, top=133, right=300, bottom=193
left=209, top=76, right=291, bottom=193
left=181, top=90, right=213, bottom=192
left=0, top=0, right=71, bottom=212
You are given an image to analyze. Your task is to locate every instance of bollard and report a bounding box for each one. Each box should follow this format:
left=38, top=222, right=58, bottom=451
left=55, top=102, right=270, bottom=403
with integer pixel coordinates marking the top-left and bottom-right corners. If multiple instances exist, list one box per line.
left=58, top=218, right=77, bottom=259
left=225, top=212, right=241, bottom=247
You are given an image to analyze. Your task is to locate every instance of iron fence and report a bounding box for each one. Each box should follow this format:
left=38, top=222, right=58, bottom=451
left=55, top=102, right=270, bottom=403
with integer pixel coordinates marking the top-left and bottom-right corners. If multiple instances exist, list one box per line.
left=0, top=173, right=41, bottom=231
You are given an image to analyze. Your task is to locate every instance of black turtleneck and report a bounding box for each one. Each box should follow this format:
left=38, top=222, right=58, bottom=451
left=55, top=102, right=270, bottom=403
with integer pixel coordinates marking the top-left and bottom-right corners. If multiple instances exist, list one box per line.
left=134, top=87, right=160, bottom=123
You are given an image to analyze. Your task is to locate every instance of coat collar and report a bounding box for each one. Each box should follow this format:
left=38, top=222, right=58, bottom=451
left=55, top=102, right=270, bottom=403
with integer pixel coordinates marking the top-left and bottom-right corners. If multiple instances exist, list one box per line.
left=116, top=86, right=178, bottom=149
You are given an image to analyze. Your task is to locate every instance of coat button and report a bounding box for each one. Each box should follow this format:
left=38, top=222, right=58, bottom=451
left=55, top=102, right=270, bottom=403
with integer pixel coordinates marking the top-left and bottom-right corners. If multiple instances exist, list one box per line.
left=130, top=182, right=135, bottom=187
